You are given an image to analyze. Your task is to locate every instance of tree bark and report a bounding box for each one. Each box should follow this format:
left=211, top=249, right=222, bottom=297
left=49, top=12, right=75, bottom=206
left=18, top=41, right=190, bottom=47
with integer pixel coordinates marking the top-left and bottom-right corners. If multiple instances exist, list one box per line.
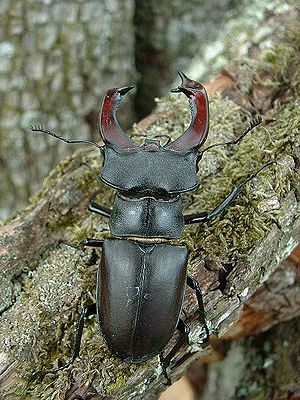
left=0, top=0, right=136, bottom=219
left=0, top=7, right=300, bottom=400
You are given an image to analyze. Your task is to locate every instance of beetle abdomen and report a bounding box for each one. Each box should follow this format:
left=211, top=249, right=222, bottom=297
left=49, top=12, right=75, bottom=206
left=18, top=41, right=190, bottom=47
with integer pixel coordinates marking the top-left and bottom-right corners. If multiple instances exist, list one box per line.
left=97, top=238, right=188, bottom=363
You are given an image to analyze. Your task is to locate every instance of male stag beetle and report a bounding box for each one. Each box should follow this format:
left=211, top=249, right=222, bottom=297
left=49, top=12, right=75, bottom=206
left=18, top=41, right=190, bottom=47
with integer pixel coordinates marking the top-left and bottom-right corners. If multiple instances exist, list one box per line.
left=31, top=71, right=272, bottom=382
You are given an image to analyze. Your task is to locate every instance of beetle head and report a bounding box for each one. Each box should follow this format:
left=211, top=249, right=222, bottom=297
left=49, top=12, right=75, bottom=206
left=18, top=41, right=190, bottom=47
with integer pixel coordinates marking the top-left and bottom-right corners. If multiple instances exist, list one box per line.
left=143, top=138, right=162, bottom=151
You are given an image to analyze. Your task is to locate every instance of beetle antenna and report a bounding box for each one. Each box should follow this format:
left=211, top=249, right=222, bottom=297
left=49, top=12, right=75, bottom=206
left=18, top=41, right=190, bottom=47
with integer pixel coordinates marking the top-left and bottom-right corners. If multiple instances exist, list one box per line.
left=30, top=125, right=103, bottom=150
left=199, top=115, right=262, bottom=155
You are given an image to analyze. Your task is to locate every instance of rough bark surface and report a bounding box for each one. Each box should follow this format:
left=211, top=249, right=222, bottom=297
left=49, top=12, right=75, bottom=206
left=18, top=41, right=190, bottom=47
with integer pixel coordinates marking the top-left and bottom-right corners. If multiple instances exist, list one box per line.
left=0, top=6, right=300, bottom=400
left=0, top=0, right=136, bottom=219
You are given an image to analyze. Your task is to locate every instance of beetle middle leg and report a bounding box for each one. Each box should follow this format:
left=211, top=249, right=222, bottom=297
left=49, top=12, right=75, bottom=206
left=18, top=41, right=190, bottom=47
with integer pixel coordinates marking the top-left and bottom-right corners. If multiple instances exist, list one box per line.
left=79, top=238, right=104, bottom=248
left=159, top=318, right=190, bottom=385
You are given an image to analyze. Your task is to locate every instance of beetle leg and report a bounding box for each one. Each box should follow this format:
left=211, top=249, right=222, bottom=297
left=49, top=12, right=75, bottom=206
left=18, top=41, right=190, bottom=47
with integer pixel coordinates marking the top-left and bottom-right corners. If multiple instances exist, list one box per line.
left=81, top=161, right=112, bottom=218
left=187, top=276, right=209, bottom=340
left=42, top=303, right=97, bottom=376
left=88, top=199, right=112, bottom=218
left=184, top=160, right=275, bottom=224
left=159, top=354, right=171, bottom=386
left=79, top=238, right=104, bottom=248
left=66, top=303, right=97, bottom=366
left=160, top=318, right=190, bottom=385
left=81, top=160, right=102, bottom=184
left=87, top=189, right=112, bottom=218
left=184, top=184, right=245, bottom=224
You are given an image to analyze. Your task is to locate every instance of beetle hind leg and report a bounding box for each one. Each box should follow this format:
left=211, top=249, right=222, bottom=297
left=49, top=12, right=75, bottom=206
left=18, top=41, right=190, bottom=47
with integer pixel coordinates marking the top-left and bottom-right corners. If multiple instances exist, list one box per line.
left=159, top=353, right=172, bottom=386
left=66, top=303, right=97, bottom=365
left=42, top=303, right=97, bottom=377
left=159, top=318, right=190, bottom=385
left=187, top=275, right=209, bottom=341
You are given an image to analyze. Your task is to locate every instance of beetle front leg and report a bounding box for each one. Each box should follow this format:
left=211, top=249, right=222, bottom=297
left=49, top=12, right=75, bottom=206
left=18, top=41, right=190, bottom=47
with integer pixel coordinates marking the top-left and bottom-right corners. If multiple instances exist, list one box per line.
left=81, top=162, right=112, bottom=218
left=184, top=160, right=275, bottom=224
left=184, top=185, right=244, bottom=224
left=88, top=189, right=112, bottom=218
left=187, top=276, right=209, bottom=340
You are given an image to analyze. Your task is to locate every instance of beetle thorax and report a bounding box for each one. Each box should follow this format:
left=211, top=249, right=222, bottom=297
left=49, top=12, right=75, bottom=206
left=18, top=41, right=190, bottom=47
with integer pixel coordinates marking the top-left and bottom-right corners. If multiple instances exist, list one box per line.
left=100, top=144, right=199, bottom=196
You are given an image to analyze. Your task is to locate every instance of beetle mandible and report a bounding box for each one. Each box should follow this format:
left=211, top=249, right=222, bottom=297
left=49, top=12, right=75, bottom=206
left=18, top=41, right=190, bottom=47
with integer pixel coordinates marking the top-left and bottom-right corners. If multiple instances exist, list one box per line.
left=31, top=71, right=272, bottom=382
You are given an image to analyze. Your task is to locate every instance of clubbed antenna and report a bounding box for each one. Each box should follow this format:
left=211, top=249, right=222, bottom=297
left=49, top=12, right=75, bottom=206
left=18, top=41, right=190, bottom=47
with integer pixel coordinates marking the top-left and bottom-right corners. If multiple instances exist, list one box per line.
left=30, top=125, right=103, bottom=150
left=199, top=115, right=263, bottom=155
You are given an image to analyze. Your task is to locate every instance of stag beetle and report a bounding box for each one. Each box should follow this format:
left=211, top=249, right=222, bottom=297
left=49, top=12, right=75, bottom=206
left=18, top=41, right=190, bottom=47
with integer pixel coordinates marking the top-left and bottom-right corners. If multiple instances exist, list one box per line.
left=31, top=71, right=272, bottom=382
